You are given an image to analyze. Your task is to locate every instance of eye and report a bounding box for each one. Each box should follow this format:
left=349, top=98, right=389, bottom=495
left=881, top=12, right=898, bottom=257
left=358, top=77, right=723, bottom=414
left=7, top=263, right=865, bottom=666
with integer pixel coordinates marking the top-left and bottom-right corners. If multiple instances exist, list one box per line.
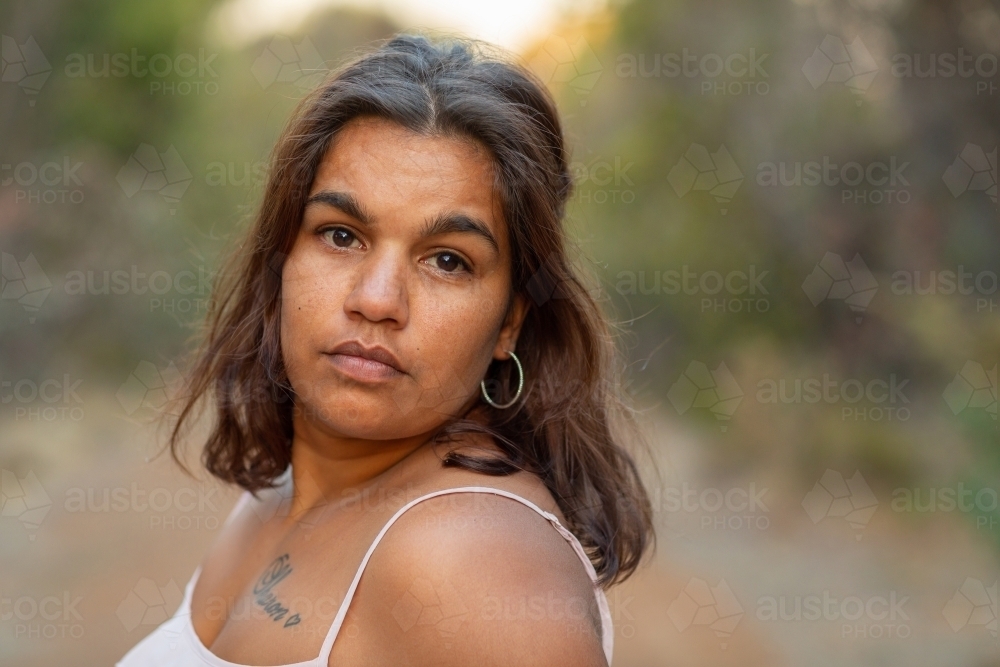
left=321, top=226, right=361, bottom=249
left=429, top=251, right=469, bottom=273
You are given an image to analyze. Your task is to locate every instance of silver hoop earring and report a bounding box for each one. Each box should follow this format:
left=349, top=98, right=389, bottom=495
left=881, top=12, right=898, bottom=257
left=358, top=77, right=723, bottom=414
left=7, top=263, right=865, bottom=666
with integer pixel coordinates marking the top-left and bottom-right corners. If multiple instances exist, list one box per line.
left=480, top=350, right=524, bottom=409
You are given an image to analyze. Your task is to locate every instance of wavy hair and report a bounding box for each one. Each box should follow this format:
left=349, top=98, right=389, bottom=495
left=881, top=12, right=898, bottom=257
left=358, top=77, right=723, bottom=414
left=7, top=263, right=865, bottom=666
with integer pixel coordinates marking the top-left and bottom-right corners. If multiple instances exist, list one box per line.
left=169, top=34, right=654, bottom=586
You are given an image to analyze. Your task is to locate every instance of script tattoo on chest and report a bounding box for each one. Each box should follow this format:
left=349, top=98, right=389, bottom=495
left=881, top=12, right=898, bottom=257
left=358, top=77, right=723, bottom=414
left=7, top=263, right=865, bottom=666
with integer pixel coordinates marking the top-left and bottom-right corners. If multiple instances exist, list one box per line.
left=253, top=554, right=301, bottom=628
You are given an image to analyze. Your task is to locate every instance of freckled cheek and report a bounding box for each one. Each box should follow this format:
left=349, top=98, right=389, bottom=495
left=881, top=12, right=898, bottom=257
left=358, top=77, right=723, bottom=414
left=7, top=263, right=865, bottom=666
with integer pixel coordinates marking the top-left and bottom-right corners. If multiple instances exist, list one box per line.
left=281, top=260, right=351, bottom=353
left=412, top=288, right=505, bottom=382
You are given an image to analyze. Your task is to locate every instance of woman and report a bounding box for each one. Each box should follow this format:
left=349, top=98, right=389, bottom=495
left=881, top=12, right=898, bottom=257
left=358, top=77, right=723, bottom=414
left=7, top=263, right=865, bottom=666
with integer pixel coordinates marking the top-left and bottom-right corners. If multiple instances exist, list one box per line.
left=118, top=34, right=653, bottom=667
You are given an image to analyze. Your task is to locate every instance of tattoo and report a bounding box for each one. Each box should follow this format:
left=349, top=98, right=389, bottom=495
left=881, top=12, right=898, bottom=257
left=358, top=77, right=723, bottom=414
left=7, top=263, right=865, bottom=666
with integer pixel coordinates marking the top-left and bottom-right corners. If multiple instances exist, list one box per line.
left=253, top=554, right=301, bottom=628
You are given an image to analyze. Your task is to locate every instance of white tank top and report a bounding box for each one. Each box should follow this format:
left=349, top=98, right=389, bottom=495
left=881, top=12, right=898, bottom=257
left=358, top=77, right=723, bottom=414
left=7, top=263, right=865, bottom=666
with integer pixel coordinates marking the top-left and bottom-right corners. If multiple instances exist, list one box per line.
left=116, top=485, right=614, bottom=666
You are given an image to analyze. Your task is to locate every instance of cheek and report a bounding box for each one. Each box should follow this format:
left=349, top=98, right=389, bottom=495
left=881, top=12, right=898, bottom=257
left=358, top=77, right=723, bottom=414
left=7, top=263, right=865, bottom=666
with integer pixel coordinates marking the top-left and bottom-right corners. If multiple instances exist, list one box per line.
left=280, top=253, right=347, bottom=365
left=409, top=281, right=508, bottom=390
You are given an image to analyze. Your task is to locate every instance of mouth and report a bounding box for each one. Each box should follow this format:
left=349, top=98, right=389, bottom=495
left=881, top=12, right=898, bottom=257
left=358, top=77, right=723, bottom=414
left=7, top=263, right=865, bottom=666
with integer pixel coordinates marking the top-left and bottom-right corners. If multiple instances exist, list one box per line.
left=324, top=340, right=405, bottom=382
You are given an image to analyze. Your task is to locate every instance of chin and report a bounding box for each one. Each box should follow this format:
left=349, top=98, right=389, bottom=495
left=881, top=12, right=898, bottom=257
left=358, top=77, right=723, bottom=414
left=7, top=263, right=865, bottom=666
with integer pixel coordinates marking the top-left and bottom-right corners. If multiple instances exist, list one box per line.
left=295, top=396, right=430, bottom=440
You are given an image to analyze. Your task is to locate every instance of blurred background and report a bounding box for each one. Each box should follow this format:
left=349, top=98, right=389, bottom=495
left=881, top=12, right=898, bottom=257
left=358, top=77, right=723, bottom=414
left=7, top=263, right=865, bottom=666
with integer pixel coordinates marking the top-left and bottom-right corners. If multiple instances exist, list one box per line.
left=2, top=0, right=999, bottom=664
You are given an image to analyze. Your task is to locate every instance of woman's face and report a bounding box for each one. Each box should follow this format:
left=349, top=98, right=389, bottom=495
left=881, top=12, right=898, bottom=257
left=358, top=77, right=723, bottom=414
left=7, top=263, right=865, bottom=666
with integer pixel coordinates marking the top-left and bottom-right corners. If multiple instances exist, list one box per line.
left=281, top=116, right=527, bottom=441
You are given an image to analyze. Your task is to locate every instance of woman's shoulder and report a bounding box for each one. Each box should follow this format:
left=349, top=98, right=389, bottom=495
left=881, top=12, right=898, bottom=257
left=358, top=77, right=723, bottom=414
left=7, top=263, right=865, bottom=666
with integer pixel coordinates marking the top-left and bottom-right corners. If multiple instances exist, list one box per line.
left=344, top=462, right=608, bottom=665
left=387, top=436, right=588, bottom=572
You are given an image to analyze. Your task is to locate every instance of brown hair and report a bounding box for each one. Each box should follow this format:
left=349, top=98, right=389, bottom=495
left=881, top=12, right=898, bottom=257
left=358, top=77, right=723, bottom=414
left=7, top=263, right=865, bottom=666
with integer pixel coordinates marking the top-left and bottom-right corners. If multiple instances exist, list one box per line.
left=170, top=34, right=653, bottom=586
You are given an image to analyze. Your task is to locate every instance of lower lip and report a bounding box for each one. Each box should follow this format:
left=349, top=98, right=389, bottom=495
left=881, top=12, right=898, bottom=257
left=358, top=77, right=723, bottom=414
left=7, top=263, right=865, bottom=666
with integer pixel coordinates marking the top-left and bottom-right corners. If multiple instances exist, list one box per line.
left=326, top=353, right=403, bottom=382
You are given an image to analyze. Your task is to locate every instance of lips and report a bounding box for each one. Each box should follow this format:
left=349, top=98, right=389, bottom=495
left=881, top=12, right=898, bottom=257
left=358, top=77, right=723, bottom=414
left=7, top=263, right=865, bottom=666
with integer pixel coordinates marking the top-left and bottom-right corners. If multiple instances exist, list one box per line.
left=324, top=340, right=405, bottom=382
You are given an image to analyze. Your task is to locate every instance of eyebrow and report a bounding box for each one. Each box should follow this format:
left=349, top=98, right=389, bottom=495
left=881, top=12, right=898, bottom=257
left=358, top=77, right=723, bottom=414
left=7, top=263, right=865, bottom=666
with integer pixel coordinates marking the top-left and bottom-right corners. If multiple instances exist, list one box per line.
left=306, top=189, right=499, bottom=252
left=420, top=212, right=499, bottom=253
left=305, top=190, right=374, bottom=226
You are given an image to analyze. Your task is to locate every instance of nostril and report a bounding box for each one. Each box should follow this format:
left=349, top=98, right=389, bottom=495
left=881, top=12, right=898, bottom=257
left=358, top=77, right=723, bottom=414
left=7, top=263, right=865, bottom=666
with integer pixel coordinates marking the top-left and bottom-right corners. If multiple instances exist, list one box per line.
left=343, top=266, right=409, bottom=326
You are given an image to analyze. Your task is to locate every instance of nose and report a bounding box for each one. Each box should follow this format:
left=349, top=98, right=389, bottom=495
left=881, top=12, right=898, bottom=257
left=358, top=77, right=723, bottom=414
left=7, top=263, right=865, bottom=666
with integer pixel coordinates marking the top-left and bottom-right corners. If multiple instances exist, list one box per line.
left=342, top=247, right=409, bottom=327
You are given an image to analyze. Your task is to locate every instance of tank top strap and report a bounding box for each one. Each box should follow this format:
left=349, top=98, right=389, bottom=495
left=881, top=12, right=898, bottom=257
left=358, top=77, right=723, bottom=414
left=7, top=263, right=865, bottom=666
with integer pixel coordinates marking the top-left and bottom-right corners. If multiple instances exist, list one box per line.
left=317, top=485, right=613, bottom=665
left=224, top=489, right=255, bottom=528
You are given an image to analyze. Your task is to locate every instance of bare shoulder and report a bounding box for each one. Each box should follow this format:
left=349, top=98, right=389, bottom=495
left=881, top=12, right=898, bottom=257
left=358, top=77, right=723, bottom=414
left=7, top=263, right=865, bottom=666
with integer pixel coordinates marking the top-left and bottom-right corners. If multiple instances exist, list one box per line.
left=203, top=485, right=279, bottom=557
left=343, top=478, right=609, bottom=667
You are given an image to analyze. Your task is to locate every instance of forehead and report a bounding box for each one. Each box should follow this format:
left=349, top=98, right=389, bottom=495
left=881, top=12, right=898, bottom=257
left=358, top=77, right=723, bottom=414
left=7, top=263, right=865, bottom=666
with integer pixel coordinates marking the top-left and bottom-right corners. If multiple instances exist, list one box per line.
left=310, top=116, right=502, bottom=231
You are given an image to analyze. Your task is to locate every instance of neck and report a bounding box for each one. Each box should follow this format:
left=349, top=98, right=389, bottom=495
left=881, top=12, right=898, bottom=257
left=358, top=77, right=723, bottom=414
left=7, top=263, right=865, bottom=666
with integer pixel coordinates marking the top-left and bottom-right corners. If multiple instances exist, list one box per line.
left=285, top=415, right=435, bottom=518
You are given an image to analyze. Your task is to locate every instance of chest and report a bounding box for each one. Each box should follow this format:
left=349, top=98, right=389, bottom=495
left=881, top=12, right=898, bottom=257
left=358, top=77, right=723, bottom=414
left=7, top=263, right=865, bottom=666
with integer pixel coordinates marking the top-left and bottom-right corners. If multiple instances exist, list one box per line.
left=188, top=510, right=382, bottom=666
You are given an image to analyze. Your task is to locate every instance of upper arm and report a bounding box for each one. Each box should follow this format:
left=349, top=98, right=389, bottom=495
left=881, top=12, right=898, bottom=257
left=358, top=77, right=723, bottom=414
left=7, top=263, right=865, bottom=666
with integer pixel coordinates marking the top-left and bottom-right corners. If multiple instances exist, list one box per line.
left=348, top=493, right=608, bottom=667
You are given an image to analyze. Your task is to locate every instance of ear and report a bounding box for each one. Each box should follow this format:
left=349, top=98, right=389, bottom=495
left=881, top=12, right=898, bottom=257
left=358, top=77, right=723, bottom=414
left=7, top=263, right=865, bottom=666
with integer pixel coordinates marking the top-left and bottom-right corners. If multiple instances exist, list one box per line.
left=493, top=292, right=529, bottom=360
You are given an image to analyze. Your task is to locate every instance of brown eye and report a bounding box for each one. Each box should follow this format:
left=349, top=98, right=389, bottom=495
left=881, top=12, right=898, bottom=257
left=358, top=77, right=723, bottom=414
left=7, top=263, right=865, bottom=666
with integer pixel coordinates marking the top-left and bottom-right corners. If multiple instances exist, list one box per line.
left=323, top=227, right=359, bottom=248
left=432, top=252, right=467, bottom=273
